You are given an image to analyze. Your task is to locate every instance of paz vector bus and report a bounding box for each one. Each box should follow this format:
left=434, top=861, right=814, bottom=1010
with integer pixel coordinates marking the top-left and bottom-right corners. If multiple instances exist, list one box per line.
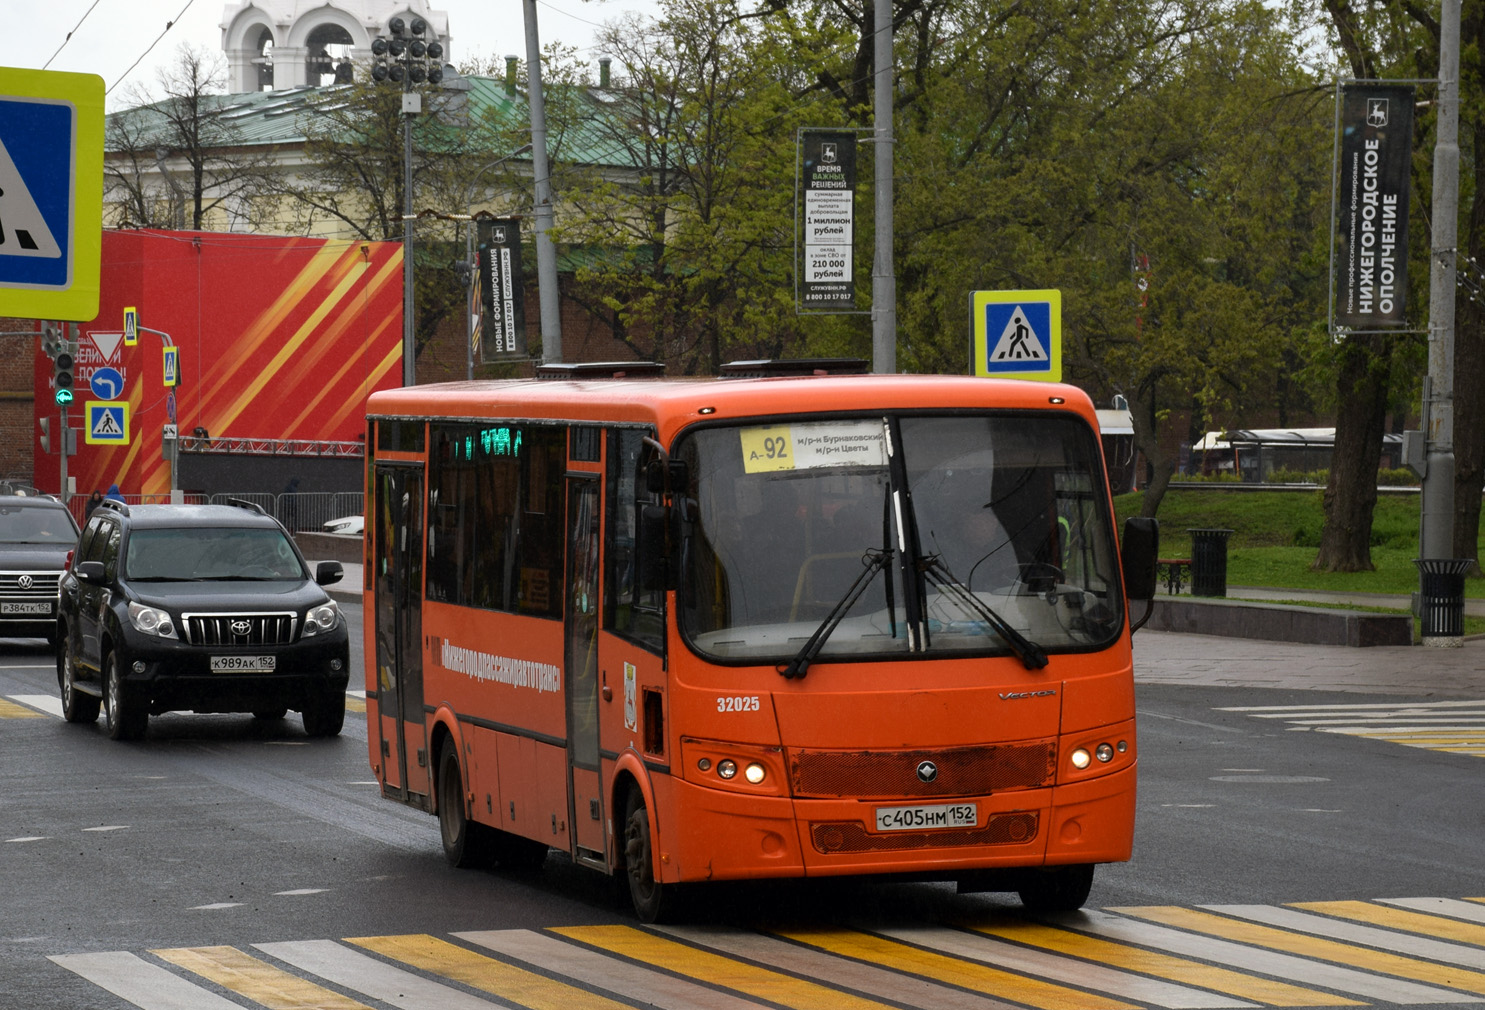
left=361, top=360, right=1159, bottom=921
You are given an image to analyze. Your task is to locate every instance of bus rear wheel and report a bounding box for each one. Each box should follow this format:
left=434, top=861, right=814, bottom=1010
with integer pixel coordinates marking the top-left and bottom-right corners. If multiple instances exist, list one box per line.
left=1017, top=864, right=1095, bottom=912
left=438, top=740, right=484, bottom=868
left=622, top=790, right=668, bottom=923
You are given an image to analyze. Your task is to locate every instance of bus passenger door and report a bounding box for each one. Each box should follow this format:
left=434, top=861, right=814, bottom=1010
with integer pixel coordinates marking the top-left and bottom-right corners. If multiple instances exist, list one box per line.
left=373, top=464, right=430, bottom=806
left=565, top=477, right=605, bottom=861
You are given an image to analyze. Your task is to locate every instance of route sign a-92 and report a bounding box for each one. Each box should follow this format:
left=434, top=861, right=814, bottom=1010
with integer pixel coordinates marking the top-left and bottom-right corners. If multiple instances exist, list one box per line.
left=0, top=68, right=104, bottom=321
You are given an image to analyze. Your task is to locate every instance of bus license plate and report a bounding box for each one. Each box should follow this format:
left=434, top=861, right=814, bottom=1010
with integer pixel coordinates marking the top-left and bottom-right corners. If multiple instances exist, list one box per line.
left=874, top=802, right=977, bottom=832
left=211, top=655, right=276, bottom=673
left=1, top=602, right=52, bottom=615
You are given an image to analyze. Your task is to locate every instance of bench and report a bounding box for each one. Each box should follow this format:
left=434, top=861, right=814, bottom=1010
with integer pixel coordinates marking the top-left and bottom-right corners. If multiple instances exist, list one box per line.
left=1157, top=558, right=1191, bottom=595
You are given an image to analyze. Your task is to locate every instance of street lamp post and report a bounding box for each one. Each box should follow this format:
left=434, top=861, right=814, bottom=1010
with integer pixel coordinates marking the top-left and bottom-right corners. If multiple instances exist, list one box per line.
left=371, top=18, right=444, bottom=387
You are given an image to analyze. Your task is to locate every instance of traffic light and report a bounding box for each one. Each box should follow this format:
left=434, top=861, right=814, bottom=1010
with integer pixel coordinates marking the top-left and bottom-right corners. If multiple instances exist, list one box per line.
left=54, top=345, right=74, bottom=405
left=39, top=417, right=51, bottom=454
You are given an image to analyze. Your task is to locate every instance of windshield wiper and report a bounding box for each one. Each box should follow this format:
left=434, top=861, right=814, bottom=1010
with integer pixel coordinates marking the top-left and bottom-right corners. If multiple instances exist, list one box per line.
left=920, top=556, right=1048, bottom=670
left=779, top=548, right=892, bottom=680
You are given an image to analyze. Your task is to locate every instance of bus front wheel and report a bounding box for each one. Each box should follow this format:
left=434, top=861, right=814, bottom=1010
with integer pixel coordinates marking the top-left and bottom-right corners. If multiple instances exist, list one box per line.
left=1017, top=864, right=1095, bottom=912
left=622, top=790, right=667, bottom=922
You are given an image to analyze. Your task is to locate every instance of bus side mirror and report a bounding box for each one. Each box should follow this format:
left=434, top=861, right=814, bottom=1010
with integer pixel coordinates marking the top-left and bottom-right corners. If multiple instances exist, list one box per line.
left=1120, top=516, right=1159, bottom=601
left=645, top=458, right=690, bottom=495
left=636, top=503, right=674, bottom=591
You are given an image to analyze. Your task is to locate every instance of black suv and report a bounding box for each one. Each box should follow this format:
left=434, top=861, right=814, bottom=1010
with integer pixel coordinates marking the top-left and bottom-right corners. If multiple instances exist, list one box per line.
left=57, top=500, right=350, bottom=740
left=0, top=494, right=80, bottom=645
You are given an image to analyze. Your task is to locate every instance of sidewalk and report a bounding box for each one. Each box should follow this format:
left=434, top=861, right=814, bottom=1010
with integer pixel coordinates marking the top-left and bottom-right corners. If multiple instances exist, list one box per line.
left=1226, top=584, right=1485, bottom=617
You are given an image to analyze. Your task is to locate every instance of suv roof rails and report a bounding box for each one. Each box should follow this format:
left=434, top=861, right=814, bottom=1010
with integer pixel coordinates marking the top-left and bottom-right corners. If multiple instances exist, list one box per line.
left=97, top=498, right=130, bottom=517
left=227, top=497, right=268, bottom=516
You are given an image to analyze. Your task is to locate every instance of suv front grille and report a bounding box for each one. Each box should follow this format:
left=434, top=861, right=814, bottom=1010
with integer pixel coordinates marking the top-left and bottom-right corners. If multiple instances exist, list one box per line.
left=0, top=571, right=62, bottom=596
left=181, top=612, right=298, bottom=646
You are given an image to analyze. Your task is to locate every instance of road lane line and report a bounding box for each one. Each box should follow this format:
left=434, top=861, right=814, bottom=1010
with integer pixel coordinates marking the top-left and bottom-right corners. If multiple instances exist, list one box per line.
left=1061, top=909, right=1477, bottom=1003
left=348, top=933, right=633, bottom=1010
left=459, top=929, right=774, bottom=1010
left=552, top=924, right=909, bottom=1010
left=963, top=918, right=1357, bottom=1007
left=768, top=926, right=1138, bottom=1010
left=255, top=939, right=499, bottom=1010
left=1380, top=898, right=1485, bottom=925
left=652, top=923, right=1024, bottom=1010
left=48, top=951, right=248, bottom=1010
left=1210, top=904, right=1485, bottom=968
left=871, top=924, right=1257, bottom=1008
left=1110, top=905, right=1485, bottom=1000
left=153, top=945, right=372, bottom=1009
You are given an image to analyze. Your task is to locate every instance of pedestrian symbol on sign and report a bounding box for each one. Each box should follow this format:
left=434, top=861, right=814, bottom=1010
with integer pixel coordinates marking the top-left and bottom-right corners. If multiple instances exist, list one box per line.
left=85, top=400, right=129, bottom=445
left=988, top=306, right=1049, bottom=363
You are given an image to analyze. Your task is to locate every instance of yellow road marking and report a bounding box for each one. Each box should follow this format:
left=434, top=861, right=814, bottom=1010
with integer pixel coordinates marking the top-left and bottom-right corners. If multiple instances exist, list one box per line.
left=153, top=945, right=372, bottom=1010
left=1293, top=900, right=1485, bottom=947
left=775, top=926, right=1137, bottom=1010
left=348, top=934, right=632, bottom=1010
left=0, top=698, right=44, bottom=718
left=553, top=925, right=901, bottom=1010
left=344, top=696, right=366, bottom=714
left=1112, top=905, right=1485, bottom=995
left=964, top=918, right=1360, bottom=1006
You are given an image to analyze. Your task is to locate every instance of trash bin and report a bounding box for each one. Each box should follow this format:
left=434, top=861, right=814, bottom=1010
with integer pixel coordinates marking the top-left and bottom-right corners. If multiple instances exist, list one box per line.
left=1188, top=528, right=1234, bottom=597
left=1414, top=558, right=1473, bottom=642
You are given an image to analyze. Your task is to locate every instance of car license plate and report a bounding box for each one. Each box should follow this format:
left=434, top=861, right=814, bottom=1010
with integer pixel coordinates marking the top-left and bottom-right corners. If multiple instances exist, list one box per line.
left=211, top=655, right=276, bottom=672
left=874, top=802, right=978, bottom=832
left=1, top=602, right=52, bottom=615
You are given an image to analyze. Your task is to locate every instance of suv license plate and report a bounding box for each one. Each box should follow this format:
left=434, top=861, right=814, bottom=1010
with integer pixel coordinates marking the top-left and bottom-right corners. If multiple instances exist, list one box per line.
left=874, top=802, right=978, bottom=832
left=1, top=602, right=52, bottom=615
left=211, top=655, right=276, bottom=673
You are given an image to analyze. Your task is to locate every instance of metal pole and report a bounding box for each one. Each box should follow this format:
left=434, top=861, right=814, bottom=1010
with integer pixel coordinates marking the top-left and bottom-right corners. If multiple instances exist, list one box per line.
left=870, top=0, right=896, bottom=373
left=401, top=105, right=417, bottom=386
left=523, top=0, right=563, bottom=363
left=1422, top=0, right=1460, bottom=563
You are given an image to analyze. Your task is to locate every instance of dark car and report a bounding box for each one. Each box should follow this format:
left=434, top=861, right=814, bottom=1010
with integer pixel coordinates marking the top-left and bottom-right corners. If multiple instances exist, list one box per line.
left=0, top=494, right=80, bottom=645
left=56, top=499, right=349, bottom=740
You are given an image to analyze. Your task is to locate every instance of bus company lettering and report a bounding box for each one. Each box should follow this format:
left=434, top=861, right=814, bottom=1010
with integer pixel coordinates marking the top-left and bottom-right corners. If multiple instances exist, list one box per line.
left=440, top=639, right=561, bottom=693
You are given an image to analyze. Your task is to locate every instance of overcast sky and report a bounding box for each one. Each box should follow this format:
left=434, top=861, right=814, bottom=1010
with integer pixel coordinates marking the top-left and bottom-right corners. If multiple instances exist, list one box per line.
left=14, top=0, right=659, bottom=110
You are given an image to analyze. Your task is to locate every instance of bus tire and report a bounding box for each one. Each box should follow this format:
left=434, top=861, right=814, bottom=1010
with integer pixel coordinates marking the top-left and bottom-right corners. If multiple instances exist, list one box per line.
left=622, top=789, right=670, bottom=922
left=437, top=740, right=484, bottom=868
left=1017, top=864, right=1095, bottom=912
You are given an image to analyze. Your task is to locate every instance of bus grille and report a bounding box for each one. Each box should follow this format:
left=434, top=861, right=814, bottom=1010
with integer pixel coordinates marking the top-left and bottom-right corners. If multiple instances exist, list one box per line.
left=809, top=813, right=1038, bottom=853
left=181, top=612, right=298, bottom=646
left=790, top=742, right=1056, bottom=799
left=0, top=571, right=61, bottom=596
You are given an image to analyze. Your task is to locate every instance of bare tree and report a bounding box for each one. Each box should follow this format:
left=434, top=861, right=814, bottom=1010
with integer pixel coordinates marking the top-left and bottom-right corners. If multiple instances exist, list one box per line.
left=104, top=45, right=276, bottom=231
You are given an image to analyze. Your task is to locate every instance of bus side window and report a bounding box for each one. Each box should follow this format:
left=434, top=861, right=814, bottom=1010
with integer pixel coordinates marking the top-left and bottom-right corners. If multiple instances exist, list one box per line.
left=606, top=428, right=664, bottom=652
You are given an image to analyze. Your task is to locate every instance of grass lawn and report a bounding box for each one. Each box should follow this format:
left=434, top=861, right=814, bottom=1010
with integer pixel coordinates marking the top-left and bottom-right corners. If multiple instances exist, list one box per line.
left=1113, top=487, right=1485, bottom=598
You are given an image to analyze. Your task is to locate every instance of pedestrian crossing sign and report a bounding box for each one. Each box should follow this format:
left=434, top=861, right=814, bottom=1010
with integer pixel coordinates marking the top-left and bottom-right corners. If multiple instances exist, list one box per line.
left=970, top=289, right=1061, bottom=381
left=85, top=400, right=129, bottom=445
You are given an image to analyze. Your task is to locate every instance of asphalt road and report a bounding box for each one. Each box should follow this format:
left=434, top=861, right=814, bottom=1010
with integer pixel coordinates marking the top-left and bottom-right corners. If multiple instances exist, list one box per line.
left=3, top=615, right=1485, bottom=1009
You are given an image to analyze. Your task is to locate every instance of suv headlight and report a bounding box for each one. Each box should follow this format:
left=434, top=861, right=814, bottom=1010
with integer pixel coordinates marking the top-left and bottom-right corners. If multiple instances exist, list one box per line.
left=127, top=602, right=177, bottom=639
left=302, top=602, right=340, bottom=636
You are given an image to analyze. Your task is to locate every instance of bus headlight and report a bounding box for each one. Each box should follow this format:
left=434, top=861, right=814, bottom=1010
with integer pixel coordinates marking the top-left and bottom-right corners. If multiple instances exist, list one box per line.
left=717, top=759, right=738, bottom=779
left=1070, top=748, right=1092, bottom=769
left=744, top=762, right=766, bottom=784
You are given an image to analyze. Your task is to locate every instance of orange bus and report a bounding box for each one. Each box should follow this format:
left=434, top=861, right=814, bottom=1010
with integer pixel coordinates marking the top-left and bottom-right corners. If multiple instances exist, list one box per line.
left=363, top=362, right=1158, bottom=921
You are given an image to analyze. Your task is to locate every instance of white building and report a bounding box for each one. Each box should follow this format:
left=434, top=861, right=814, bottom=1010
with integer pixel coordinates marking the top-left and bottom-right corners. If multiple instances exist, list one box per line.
left=220, top=0, right=451, bottom=92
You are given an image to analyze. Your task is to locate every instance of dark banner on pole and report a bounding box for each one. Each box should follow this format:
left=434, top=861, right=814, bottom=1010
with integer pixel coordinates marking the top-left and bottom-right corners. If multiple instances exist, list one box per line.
left=477, top=217, right=527, bottom=362
left=800, top=131, right=857, bottom=310
left=1335, top=83, right=1413, bottom=330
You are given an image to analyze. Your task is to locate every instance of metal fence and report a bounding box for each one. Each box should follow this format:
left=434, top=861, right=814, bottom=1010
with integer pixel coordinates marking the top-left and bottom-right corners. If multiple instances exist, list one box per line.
left=66, top=491, right=363, bottom=536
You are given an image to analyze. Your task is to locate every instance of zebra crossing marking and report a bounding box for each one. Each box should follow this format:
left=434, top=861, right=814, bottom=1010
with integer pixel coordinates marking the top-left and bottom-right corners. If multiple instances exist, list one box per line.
left=1217, top=699, right=1485, bottom=757
left=46, top=899, right=1485, bottom=1010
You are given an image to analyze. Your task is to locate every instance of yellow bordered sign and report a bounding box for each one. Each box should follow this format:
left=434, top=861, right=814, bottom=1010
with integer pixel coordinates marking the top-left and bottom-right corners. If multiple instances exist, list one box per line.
left=969, top=289, right=1062, bottom=381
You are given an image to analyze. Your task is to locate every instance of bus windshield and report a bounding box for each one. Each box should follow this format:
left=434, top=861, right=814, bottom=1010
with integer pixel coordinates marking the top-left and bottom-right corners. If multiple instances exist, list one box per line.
left=677, top=413, right=1123, bottom=663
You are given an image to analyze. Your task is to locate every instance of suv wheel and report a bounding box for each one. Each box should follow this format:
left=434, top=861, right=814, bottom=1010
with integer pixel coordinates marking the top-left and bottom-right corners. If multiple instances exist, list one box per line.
left=103, top=652, right=147, bottom=741
left=58, top=637, right=100, bottom=724
left=301, top=689, right=345, bottom=738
